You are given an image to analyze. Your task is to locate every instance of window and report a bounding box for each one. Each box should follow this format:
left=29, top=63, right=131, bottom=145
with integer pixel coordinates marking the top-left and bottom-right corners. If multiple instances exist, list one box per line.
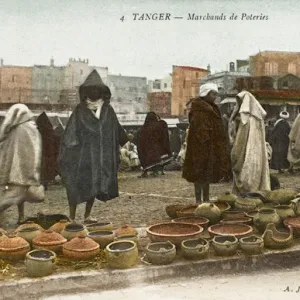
left=282, top=81, right=288, bottom=89
left=164, top=83, right=167, bottom=88
left=288, top=63, right=296, bottom=75
left=265, top=62, right=278, bottom=76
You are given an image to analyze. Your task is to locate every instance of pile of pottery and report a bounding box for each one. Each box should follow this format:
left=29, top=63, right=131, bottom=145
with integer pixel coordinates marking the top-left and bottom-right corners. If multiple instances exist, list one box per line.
left=0, top=220, right=142, bottom=277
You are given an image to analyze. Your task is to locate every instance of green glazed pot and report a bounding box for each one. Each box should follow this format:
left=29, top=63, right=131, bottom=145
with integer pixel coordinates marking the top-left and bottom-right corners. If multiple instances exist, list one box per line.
left=253, top=209, right=281, bottom=233
left=181, top=238, right=209, bottom=260
left=145, top=241, right=176, bottom=265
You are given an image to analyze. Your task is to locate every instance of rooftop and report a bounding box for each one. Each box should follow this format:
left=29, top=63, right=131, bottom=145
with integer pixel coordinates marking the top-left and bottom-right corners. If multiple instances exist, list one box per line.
left=173, top=65, right=207, bottom=72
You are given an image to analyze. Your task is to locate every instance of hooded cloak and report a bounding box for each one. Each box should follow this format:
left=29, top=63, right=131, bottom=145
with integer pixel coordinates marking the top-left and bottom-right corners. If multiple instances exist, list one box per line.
left=58, top=70, right=128, bottom=204
left=288, top=113, right=300, bottom=168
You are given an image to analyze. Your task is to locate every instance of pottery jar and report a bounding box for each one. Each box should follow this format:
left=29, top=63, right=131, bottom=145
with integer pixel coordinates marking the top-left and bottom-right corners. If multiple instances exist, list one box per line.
left=145, top=241, right=176, bottom=265
left=49, top=219, right=71, bottom=234
left=115, top=225, right=137, bottom=237
left=61, top=223, right=89, bottom=241
left=114, top=234, right=139, bottom=247
left=194, top=203, right=221, bottom=224
left=235, top=198, right=260, bottom=212
left=32, top=230, right=67, bottom=253
left=262, top=223, right=293, bottom=249
left=0, top=234, right=30, bottom=262
left=275, top=204, right=295, bottom=222
left=16, top=221, right=43, bottom=232
left=62, top=236, right=100, bottom=260
left=239, top=235, right=264, bottom=255
left=17, top=227, right=41, bottom=245
left=253, top=209, right=281, bottom=233
left=217, top=191, right=238, bottom=208
left=181, top=238, right=209, bottom=260
left=265, top=189, right=299, bottom=204
left=105, top=240, right=138, bottom=269
left=87, top=230, right=115, bottom=249
left=25, top=249, right=56, bottom=277
left=86, top=222, right=113, bottom=232
left=212, top=235, right=238, bottom=256
left=222, top=210, right=246, bottom=220
left=291, top=198, right=300, bottom=215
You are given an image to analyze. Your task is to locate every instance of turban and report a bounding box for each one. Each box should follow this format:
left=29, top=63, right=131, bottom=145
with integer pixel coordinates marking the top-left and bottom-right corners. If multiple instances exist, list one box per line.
left=280, top=111, right=289, bottom=119
left=199, top=83, right=218, bottom=97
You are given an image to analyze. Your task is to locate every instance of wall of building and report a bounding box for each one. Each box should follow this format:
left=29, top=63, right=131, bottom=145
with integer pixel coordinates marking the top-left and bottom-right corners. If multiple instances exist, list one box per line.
left=171, top=66, right=208, bottom=116
left=0, top=66, right=32, bottom=104
left=249, top=51, right=300, bottom=77
left=107, top=74, right=148, bottom=114
left=148, top=92, right=171, bottom=117
left=148, top=75, right=172, bottom=93
left=276, top=74, right=300, bottom=90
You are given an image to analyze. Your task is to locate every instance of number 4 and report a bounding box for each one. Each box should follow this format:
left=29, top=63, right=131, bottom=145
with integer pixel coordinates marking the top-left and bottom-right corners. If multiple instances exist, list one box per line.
left=120, top=16, right=125, bottom=22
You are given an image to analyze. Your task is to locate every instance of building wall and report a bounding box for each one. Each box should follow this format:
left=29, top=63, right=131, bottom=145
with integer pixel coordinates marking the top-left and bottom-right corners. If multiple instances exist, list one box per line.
left=148, top=75, right=172, bottom=93
left=31, top=65, right=65, bottom=104
left=107, top=74, right=148, bottom=114
left=276, top=74, right=300, bottom=90
left=148, top=92, right=171, bottom=117
left=249, top=51, right=300, bottom=77
left=0, top=66, right=32, bottom=104
left=171, top=66, right=208, bottom=116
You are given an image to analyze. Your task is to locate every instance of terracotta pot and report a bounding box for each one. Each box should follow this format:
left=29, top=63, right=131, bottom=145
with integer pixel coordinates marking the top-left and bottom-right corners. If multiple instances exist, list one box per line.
left=115, top=225, right=137, bottom=237
left=86, top=222, right=113, bottom=232
left=208, top=223, right=253, bottom=239
left=222, top=211, right=246, bottom=220
left=177, top=205, right=198, bottom=218
left=105, top=240, right=138, bottom=269
left=32, top=230, right=67, bottom=253
left=114, top=234, right=139, bottom=246
left=262, top=223, right=293, bottom=249
left=165, top=204, right=185, bottom=218
left=88, top=231, right=115, bottom=249
left=0, top=234, right=30, bottom=261
left=49, top=219, right=71, bottom=233
left=171, top=216, right=209, bottom=229
left=220, top=217, right=252, bottom=225
left=253, top=209, right=281, bottom=233
left=212, top=235, right=238, bottom=256
left=239, top=235, right=264, bottom=255
left=217, top=191, right=238, bottom=208
left=62, top=236, right=100, bottom=260
left=61, top=223, right=88, bottom=241
left=214, top=202, right=231, bottom=212
left=275, top=204, right=295, bottom=222
left=284, top=216, right=300, bottom=238
left=17, top=227, right=41, bottom=245
left=181, top=238, right=209, bottom=260
left=145, top=241, right=176, bottom=265
left=25, top=249, right=56, bottom=277
left=194, top=203, right=221, bottom=224
left=235, top=198, right=259, bottom=212
left=16, top=221, right=43, bottom=232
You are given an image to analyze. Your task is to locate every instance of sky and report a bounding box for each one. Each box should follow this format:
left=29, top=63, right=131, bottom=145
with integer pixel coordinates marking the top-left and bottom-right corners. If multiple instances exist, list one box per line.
left=0, top=0, right=300, bottom=79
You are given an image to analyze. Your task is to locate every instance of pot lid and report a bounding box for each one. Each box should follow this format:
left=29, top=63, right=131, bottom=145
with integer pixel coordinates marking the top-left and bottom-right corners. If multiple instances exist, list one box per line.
left=33, top=230, right=67, bottom=245
left=0, top=234, right=29, bottom=251
left=63, top=236, right=99, bottom=252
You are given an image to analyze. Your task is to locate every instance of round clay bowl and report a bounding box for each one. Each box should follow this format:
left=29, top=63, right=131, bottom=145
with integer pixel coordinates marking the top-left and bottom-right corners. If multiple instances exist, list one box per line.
left=146, top=222, right=203, bottom=246
left=208, top=223, right=253, bottom=239
left=176, top=205, right=198, bottom=218
left=165, top=204, right=185, bottom=218
left=171, top=216, right=209, bottom=228
left=284, top=216, right=300, bottom=238
left=214, top=202, right=231, bottom=212
left=222, top=210, right=246, bottom=219
left=220, top=217, right=252, bottom=225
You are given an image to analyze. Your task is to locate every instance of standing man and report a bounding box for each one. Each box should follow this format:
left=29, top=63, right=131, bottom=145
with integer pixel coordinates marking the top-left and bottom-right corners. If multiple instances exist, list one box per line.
left=270, top=111, right=291, bottom=173
left=59, top=70, right=128, bottom=222
left=182, top=83, right=230, bottom=203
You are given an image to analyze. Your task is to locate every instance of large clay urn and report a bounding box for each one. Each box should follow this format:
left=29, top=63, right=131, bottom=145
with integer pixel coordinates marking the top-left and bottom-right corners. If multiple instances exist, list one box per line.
left=194, top=203, right=221, bottom=225
left=253, top=209, right=281, bottom=233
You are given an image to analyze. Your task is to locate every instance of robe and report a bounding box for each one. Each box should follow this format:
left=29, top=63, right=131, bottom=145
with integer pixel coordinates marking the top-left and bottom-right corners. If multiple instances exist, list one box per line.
left=288, top=114, right=300, bottom=168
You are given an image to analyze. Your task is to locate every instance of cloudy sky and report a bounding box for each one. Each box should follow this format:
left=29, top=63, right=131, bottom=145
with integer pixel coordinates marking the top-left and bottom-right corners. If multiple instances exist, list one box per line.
left=0, top=0, right=299, bottom=79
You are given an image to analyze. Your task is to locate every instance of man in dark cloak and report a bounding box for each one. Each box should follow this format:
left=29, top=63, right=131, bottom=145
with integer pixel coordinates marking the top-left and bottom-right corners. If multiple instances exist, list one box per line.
left=58, top=70, right=128, bottom=222
left=270, top=111, right=291, bottom=173
left=170, top=127, right=182, bottom=157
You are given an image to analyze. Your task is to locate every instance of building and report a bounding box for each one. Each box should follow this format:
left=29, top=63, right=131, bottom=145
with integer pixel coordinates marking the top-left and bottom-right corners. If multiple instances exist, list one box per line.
left=148, top=74, right=172, bottom=93
left=107, top=74, right=148, bottom=114
left=171, top=65, right=208, bottom=116
left=148, top=92, right=171, bottom=117
left=0, top=63, right=32, bottom=108
left=249, top=51, right=300, bottom=77
left=236, top=59, right=250, bottom=72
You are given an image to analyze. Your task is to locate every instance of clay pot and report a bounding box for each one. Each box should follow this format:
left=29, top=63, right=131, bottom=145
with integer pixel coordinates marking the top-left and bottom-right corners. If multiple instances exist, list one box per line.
left=239, top=235, right=264, bottom=255
left=25, top=249, right=56, bottom=277
left=114, top=234, right=139, bottom=246
left=177, top=205, right=198, bottom=218
left=61, top=223, right=88, bottom=241
left=86, top=222, right=113, bottom=232
left=88, top=231, right=115, bottom=249
left=194, top=203, right=221, bottom=224
left=49, top=219, right=71, bottom=233
left=62, top=236, right=100, bottom=260
left=253, top=209, right=281, bottom=233
left=262, top=223, right=293, bottom=249
left=217, top=191, right=238, bottom=208
left=291, top=198, right=300, bottom=215
left=208, top=223, right=253, bottom=239
left=16, top=221, right=43, bottom=232
left=105, top=240, right=138, bottom=269
left=284, top=216, right=300, bottom=238
left=17, top=227, right=41, bottom=245
left=171, top=216, right=209, bottom=229
left=145, top=241, right=176, bottom=265
left=214, top=202, right=231, bottom=212
left=0, top=234, right=30, bottom=261
left=222, top=210, right=246, bottom=219
left=165, top=204, right=185, bottom=218
left=220, top=217, right=252, bottom=225
left=275, top=204, right=295, bottom=222
left=212, top=235, right=238, bottom=256
left=181, top=238, right=209, bottom=260
left=263, top=189, right=299, bottom=204
left=115, top=225, right=137, bottom=237
left=32, top=230, right=67, bottom=253
left=235, top=197, right=261, bottom=212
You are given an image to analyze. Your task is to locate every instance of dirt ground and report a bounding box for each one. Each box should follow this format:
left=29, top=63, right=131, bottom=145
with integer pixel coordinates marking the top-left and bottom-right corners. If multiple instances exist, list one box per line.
left=1, top=170, right=300, bottom=230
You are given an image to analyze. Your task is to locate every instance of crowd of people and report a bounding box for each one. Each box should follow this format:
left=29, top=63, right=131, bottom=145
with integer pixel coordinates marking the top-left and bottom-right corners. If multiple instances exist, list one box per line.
left=0, top=70, right=300, bottom=223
